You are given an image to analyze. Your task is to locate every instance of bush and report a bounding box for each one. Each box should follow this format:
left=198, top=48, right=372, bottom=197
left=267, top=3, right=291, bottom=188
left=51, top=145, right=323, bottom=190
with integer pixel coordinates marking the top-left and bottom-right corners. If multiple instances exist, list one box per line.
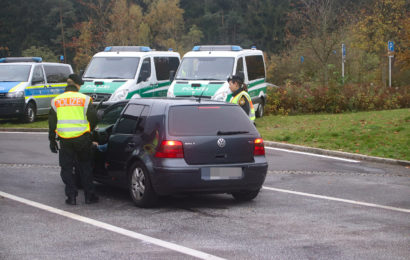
left=265, top=83, right=410, bottom=115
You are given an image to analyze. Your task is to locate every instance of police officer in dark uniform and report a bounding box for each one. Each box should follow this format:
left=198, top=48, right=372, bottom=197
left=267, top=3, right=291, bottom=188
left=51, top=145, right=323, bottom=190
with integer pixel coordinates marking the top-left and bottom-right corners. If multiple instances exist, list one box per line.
left=49, top=74, right=99, bottom=205
left=228, top=74, right=256, bottom=122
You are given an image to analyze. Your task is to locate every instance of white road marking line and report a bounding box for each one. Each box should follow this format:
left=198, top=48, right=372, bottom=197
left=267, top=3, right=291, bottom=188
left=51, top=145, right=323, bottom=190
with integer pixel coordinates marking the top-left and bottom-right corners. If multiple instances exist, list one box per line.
left=0, top=191, right=225, bottom=260
left=262, top=186, right=410, bottom=214
left=265, top=147, right=360, bottom=163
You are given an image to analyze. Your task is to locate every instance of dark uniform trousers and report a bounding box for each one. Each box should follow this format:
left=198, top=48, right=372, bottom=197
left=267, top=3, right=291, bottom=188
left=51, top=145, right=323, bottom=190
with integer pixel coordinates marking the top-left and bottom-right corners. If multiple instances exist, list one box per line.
left=59, top=133, right=95, bottom=198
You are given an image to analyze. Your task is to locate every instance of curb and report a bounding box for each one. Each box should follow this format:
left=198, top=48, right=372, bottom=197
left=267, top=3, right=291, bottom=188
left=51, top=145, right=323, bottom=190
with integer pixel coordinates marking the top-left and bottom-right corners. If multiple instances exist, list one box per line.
left=264, top=141, right=410, bottom=167
left=1, top=128, right=409, bottom=167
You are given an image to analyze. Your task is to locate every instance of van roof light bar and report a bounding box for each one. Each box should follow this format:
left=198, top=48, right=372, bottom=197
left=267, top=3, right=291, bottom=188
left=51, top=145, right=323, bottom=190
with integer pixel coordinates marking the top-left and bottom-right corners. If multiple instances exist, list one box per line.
left=104, top=46, right=152, bottom=52
left=0, top=57, right=42, bottom=63
left=192, top=45, right=243, bottom=51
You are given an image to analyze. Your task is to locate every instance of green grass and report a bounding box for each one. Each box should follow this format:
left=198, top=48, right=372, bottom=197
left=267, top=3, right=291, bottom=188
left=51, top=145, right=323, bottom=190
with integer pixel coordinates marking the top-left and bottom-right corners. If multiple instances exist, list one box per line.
left=0, top=115, right=49, bottom=128
left=1, top=109, right=409, bottom=161
left=256, top=108, right=410, bottom=161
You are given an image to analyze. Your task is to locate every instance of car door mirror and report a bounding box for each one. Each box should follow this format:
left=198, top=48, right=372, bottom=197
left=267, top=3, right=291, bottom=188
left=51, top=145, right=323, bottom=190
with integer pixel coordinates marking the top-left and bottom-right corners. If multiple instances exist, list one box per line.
left=169, top=70, right=175, bottom=82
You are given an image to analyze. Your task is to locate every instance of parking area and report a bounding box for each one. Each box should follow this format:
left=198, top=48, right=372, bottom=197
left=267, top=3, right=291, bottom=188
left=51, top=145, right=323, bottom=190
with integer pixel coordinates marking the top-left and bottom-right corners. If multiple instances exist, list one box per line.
left=1, top=132, right=410, bottom=259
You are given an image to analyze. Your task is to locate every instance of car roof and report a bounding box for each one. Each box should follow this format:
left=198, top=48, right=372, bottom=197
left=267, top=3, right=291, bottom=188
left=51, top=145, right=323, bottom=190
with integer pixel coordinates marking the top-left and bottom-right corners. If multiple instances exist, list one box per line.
left=183, top=49, right=264, bottom=58
left=128, top=97, right=236, bottom=107
left=93, top=51, right=180, bottom=58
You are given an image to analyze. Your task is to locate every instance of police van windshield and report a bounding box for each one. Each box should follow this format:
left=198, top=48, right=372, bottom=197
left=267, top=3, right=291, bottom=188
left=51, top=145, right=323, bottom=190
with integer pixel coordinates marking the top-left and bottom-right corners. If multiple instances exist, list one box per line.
left=83, top=57, right=140, bottom=79
left=175, top=57, right=234, bottom=81
left=0, top=65, right=31, bottom=82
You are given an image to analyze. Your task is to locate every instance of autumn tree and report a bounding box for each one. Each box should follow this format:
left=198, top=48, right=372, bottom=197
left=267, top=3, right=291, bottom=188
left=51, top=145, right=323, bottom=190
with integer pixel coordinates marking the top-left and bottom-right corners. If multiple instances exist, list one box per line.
left=287, top=0, right=347, bottom=85
left=145, top=0, right=184, bottom=50
left=106, top=0, right=146, bottom=46
left=352, top=0, right=408, bottom=86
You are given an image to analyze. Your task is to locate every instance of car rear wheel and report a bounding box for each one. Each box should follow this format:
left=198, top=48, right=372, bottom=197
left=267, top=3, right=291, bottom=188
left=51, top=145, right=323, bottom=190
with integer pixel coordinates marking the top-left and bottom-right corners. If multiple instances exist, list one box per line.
left=22, top=102, right=36, bottom=123
left=256, top=101, right=264, bottom=118
left=128, top=161, right=157, bottom=208
left=232, top=189, right=260, bottom=201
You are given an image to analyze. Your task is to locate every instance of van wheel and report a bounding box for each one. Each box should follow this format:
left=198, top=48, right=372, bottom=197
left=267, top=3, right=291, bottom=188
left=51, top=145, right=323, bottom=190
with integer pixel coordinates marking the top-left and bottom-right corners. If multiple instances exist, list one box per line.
left=22, top=102, right=36, bottom=123
left=232, top=189, right=260, bottom=201
left=256, top=101, right=264, bottom=118
left=128, top=162, right=157, bottom=208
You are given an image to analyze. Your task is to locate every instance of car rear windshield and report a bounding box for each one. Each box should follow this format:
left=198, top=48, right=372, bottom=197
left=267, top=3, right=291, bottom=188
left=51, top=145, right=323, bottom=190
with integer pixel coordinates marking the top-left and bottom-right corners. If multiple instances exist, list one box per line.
left=83, top=57, right=140, bottom=79
left=0, top=65, right=31, bottom=82
left=168, top=105, right=255, bottom=136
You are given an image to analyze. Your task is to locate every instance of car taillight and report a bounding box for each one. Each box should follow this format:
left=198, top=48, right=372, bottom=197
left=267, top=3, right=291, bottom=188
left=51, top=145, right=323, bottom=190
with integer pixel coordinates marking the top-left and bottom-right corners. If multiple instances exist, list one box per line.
left=155, top=140, right=184, bottom=158
left=254, top=138, right=265, bottom=156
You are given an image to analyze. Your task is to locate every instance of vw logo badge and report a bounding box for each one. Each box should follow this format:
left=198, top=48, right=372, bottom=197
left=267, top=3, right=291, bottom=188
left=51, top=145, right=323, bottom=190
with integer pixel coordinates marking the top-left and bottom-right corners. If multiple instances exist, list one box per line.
left=91, top=94, right=98, bottom=100
left=217, top=138, right=226, bottom=148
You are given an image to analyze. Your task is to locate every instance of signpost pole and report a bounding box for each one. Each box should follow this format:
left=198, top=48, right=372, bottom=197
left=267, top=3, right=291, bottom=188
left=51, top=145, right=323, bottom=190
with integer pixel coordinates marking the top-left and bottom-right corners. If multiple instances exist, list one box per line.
left=388, top=41, right=394, bottom=88
left=341, top=44, right=345, bottom=84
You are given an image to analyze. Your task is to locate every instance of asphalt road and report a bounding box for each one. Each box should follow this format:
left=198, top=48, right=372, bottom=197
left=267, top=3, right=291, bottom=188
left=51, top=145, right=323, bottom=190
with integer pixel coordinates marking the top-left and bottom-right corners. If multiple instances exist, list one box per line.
left=0, top=132, right=409, bottom=260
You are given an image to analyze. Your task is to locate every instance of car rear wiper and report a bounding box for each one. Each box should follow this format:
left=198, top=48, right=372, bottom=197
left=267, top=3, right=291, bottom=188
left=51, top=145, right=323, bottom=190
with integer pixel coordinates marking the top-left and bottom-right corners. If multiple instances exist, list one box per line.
left=217, top=130, right=249, bottom=135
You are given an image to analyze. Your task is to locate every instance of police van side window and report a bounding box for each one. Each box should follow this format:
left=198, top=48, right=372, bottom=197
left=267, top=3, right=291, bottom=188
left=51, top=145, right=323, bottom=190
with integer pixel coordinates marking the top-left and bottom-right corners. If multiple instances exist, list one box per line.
left=44, top=65, right=71, bottom=83
left=115, top=104, right=145, bottom=134
left=245, top=55, right=265, bottom=81
left=235, top=57, right=244, bottom=76
left=154, top=57, right=180, bottom=81
left=138, top=58, right=151, bottom=83
left=32, top=65, right=45, bottom=84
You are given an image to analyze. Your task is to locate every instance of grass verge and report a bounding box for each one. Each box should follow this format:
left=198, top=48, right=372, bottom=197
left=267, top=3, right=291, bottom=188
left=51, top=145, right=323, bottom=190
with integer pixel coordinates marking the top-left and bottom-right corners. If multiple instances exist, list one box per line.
left=256, top=108, right=410, bottom=161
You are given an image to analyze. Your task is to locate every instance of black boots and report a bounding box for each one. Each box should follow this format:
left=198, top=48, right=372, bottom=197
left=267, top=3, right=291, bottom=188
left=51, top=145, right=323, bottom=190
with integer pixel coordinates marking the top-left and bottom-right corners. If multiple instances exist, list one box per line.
left=65, top=196, right=76, bottom=205
left=85, top=193, right=99, bottom=204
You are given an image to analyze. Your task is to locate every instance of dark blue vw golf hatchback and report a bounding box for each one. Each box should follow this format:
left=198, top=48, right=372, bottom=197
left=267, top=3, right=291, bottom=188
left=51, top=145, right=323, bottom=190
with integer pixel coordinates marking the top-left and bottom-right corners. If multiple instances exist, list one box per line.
left=93, top=98, right=268, bottom=207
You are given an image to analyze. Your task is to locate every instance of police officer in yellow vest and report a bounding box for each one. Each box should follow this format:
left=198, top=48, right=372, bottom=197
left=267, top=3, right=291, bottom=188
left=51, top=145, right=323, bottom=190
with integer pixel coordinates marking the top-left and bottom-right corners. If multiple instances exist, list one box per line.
left=228, top=74, right=256, bottom=122
left=49, top=74, right=98, bottom=205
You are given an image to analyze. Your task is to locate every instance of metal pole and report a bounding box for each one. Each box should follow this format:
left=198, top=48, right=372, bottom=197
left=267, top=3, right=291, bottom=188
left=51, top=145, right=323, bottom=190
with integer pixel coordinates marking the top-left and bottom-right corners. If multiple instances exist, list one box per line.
left=342, top=58, right=344, bottom=84
left=59, top=5, right=66, bottom=63
left=388, top=56, right=392, bottom=87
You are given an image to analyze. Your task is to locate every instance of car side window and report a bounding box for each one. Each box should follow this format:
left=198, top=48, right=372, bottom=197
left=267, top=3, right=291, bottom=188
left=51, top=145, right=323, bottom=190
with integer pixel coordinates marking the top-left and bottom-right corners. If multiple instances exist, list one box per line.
left=44, top=65, right=71, bottom=83
left=32, top=65, right=45, bottom=84
left=154, top=57, right=180, bottom=81
left=245, top=55, right=265, bottom=81
left=115, top=104, right=146, bottom=134
left=235, top=57, right=244, bottom=76
left=98, top=104, right=127, bottom=128
left=138, top=58, right=151, bottom=83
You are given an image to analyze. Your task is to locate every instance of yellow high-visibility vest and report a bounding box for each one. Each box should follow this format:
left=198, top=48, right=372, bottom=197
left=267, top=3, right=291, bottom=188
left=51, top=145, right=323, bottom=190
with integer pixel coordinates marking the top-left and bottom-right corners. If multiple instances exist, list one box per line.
left=51, top=91, right=91, bottom=138
left=230, top=90, right=256, bottom=122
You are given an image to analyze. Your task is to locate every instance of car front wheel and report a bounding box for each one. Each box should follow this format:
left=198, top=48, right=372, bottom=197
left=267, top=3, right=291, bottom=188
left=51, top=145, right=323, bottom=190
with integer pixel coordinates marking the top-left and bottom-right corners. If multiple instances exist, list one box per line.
left=232, top=189, right=260, bottom=201
left=22, top=102, right=36, bottom=123
left=128, top=162, right=157, bottom=208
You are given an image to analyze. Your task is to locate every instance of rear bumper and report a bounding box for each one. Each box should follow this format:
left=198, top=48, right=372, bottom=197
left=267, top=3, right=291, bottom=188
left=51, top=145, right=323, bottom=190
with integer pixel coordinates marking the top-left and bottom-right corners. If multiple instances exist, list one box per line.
left=151, top=162, right=268, bottom=195
left=0, top=98, right=25, bottom=117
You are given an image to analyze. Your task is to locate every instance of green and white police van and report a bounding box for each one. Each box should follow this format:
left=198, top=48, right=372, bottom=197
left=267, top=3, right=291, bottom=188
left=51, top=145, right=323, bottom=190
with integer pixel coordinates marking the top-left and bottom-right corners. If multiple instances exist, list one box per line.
left=80, top=46, right=180, bottom=102
left=167, top=45, right=271, bottom=117
left=0, top=57, right=73, bottom=122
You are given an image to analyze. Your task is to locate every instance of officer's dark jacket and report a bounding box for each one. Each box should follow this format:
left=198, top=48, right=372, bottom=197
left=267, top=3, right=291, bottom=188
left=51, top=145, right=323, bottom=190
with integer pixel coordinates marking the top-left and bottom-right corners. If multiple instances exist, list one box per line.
left=231, top=87, right=250, bottom=115
left=48, top=85, right=97, bottom=141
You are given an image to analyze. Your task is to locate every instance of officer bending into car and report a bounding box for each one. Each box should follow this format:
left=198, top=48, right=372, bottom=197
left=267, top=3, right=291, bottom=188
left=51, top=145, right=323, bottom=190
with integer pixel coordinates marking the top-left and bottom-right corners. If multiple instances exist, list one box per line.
left=49, top=74, right=99, bottom=205
left=228, top=74, right=256, bottom=123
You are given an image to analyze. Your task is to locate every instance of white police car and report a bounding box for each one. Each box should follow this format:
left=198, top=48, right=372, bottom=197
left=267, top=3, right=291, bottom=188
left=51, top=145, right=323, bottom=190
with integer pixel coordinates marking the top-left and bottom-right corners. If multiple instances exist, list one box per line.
left=167, top=45, right=272, bottom=117
left=0, top=57, right=73, bottom=122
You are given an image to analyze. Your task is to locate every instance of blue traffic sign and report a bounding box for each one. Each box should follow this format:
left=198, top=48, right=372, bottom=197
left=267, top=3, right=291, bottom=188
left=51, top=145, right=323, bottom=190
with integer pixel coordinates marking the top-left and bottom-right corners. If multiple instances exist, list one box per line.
left=301, top=56, right=304, bottom=63
left=342, top=44, right=346, bottom=57
left=388, top=41, right=394, bottom=52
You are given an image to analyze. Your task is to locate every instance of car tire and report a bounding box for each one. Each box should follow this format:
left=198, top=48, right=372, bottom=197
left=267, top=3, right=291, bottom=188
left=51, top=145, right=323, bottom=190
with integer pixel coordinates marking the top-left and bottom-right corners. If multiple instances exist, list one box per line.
left=232, top=189, right=260, bottom=201
left=22, top=102, right=36, bottom=123
left=256, top=101, right=264, bottom=118
left=128, top=161, right=157, bottom=208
